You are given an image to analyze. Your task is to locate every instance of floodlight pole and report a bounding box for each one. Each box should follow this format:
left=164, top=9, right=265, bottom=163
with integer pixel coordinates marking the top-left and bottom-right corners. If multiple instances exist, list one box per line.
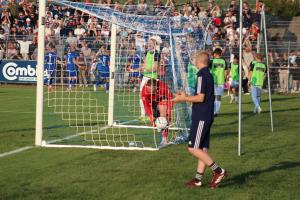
left=257, top=12, right=263, bottom=53
left=238, top=0, right=243, bottom=156
left=262, top=9, right=274, bottom=132
left=35, top=0, right=46, bottom=146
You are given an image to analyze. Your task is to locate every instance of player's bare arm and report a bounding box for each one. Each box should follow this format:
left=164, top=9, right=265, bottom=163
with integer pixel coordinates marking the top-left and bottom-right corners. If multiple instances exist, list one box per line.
left=172, top=92, right=205, bottom=103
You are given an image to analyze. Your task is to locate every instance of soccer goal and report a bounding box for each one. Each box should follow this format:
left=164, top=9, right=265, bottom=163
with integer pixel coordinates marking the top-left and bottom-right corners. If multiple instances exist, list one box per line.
left=35, top=0, right=208, bottom=150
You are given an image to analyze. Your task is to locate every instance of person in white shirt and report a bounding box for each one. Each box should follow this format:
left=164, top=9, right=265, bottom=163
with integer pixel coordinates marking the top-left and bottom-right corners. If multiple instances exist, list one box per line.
left=135, top=32, right=146, bottom=55
left=198, top=5, right=207, bottom=19
left=289, top=51, right=297, bottom=67
left=80, top=42, right=92, bottom=58
left=66, top=31, right=78, bottom=47
left=137, top=0, right=148, bottom=15
left=17, top=36, right=32, bottom=60
left=74, top=24, right=86, bottom=39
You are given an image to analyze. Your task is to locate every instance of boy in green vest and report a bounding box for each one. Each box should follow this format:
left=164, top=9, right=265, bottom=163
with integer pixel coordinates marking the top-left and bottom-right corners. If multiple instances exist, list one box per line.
left=139, top=38, right=160, bottom=118
left=210, top=48, right=228, bottom=116
left=249, top=53, right=266, bottom=114
left=187, top=52, right=198, bottom=96
left=229, top=55, right=240, bottom=104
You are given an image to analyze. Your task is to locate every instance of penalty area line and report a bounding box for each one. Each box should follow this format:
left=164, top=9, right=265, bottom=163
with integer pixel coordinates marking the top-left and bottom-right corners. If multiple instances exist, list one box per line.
left=0, top=146, right=33, bottom=158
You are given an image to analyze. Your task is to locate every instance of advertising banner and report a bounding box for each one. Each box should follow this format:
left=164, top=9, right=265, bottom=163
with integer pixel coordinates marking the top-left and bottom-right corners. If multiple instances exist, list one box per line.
left=0, top=60, right=37, bottom=83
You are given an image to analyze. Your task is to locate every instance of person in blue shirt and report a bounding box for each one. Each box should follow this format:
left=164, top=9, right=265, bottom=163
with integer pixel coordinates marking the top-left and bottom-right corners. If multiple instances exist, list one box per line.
left=44, top=44, right=57, bottom=92
left=95, top=46, right=110, bottom=93
left=172, top=51, right=227, bottom=189
left=127, top=48, right=141, bottom=92
left=65, top=45, right=79, bottom=91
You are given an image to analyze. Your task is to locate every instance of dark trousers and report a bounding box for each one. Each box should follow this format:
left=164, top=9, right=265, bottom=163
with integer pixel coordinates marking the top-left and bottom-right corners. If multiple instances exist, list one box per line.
left=242, top=78, right=249, bottom=94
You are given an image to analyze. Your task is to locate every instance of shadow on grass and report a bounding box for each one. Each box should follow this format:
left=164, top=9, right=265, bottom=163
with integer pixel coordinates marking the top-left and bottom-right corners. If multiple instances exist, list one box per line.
left=261, top=96, right=300, bottom=103
left=223, top=96, right=300, bottom=106
left=247, top=144, right=297, bottom=155
left=212, top=131, right=236, bottom=138
left=1, top=122, right=109, bottom=134
left=219, top=107, right=300, bottom=117
left=215, top=107, right=300, bottom=127
left=223, top=161, right=300, bottom=187
left=214, top=113, right=253, bottom=126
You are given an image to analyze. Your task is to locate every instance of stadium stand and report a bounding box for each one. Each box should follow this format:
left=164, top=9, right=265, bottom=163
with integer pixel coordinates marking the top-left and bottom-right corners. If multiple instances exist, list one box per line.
left=0, top=0, right=299, bottom=93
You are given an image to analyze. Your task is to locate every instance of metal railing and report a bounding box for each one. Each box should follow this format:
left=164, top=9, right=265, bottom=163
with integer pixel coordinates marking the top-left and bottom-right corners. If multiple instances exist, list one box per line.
left=1, top=34, right=299, bottom=93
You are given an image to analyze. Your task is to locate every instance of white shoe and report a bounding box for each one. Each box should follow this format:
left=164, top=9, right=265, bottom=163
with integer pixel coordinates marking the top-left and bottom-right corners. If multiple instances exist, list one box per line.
left=93, top=85, right=97, bottom=91
left=234, top=97, right=238, bottom=104
left=159, top=141, right=168, bottom=148
left=257, top=106, right=262, bottom=114
left=128, top=141, right=137, bottom=147
left=253, top=107, right=257, bottom=114
left=159, top=139, right=168, bottom=148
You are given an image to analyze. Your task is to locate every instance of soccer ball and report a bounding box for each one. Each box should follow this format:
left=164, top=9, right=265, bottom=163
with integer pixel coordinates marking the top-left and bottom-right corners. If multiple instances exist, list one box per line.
left=155, top=117, right=168, bottom=130
left=128, top=141, right=136, bottom=147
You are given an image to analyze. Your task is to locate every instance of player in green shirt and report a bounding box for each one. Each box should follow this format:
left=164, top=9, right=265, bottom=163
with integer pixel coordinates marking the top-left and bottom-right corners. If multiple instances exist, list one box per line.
left=229, top=55, right=240, bottom=104
left=210, top=48, right=228, bottom=116
left=249, top=53, right=266, bottom=114
left=187, top=53, right=198, bottom=95
left=139, top=38, right=160, bottom=118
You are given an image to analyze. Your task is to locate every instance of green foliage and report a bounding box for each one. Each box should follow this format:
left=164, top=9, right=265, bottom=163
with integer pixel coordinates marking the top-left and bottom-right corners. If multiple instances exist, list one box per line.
left=264, top=0, right=300, bottom=17
left=0, top=86, right=300, bottom=199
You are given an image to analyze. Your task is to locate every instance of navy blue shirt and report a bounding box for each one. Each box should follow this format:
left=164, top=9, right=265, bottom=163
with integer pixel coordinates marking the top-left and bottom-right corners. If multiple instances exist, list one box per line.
left=192, top=67, right=215, bottom=121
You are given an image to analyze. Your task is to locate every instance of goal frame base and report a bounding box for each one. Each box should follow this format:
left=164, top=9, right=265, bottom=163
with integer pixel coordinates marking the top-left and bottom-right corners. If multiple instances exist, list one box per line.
left=42, top=144, right=159, bottom=151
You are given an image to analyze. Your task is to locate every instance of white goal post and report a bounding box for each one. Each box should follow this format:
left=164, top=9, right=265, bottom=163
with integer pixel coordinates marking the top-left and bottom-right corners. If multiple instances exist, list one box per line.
left=35, top=0, right=274, bottom=154
left=35, top=0, right=207, bottom=150
left=35, top=0, right=46, bottom=146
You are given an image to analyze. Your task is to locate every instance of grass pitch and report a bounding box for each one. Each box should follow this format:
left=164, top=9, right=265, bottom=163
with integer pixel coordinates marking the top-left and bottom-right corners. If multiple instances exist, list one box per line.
left=0, top=85, right=299, bottom=200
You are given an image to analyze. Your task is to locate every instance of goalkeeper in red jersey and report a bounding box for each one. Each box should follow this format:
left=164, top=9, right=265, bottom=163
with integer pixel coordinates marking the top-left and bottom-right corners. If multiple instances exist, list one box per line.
left=141, top=78, right=174, bottom=146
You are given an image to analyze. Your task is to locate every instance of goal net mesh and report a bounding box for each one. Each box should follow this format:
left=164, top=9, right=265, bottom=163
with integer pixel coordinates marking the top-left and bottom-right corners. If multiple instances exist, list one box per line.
left=42, top=0, right=208, bottom=150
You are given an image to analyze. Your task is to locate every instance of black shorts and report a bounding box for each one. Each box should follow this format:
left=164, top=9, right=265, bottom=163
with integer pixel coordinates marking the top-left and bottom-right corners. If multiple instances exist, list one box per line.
left=188, top=120, right=213, bottom=149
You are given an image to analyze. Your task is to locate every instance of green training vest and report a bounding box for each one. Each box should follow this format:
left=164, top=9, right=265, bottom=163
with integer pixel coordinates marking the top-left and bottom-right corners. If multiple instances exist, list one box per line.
left=251, top=62, right=266, bottom=87
left=211, top=58, right=226, bottom=85
left=187, top=63, right=198, bottom=88
left=230, top=63, right=239, bottom=81
left=143, top=51, right=158, bottom=79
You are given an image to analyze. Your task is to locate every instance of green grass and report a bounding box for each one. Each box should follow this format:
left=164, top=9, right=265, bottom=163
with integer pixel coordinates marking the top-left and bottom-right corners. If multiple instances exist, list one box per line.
left=0, top=85, right=300, bottom=200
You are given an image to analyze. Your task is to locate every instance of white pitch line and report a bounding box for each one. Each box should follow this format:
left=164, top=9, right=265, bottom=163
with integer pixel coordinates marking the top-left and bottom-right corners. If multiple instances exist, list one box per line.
left=0, top=146, right=33, bottom=158
left=0, top=111, right=35, bottom=114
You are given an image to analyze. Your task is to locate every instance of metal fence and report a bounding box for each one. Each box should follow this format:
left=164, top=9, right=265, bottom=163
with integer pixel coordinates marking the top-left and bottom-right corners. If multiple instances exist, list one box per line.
left=1, top=34, right=299, bottom=93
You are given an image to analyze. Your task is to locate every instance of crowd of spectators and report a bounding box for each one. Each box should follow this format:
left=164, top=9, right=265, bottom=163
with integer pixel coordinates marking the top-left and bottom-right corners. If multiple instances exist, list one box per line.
left=0, top=0, right=266, bottom=60
left=0, top=0, right=299, bottom=92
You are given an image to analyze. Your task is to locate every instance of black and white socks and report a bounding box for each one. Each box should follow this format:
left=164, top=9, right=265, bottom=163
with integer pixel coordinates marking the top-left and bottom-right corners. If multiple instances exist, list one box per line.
left=209, top=162, right=222, bottom=174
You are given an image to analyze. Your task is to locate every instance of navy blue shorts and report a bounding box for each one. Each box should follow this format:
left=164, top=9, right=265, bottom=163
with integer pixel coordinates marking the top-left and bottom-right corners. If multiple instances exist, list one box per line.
left=67, top=70, right=77, bottom=78
left=100, top=72, right=110, bottom=78
left=188, top=120, right=213, bottom=149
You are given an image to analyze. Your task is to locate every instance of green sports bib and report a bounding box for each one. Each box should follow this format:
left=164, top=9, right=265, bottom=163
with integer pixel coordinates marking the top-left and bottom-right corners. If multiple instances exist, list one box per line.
left=230, top=63, right=239, bottom=81
left=211, top=58, right=226, bottom=85
left=187, top=63, right=198, bottom=88
left=143, top=51, right=158, bottom=79
left=251, top=62, right=266, bottom=87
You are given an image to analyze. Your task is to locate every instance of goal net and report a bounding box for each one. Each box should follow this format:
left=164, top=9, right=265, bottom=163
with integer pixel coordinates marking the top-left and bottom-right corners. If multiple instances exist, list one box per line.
left=40, top=0, right=209, bottom=150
